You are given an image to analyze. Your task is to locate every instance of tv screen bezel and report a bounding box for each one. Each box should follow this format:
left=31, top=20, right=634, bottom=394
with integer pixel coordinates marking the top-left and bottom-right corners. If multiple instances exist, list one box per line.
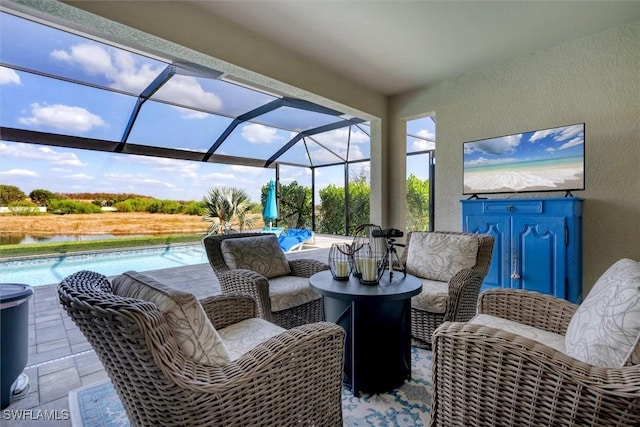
left=462, top=122, right=585, bottom=196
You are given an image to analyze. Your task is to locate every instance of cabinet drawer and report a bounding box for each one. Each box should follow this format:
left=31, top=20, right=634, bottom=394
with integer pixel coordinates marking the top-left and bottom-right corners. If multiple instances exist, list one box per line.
left=482, top=201, right=543, bottom=214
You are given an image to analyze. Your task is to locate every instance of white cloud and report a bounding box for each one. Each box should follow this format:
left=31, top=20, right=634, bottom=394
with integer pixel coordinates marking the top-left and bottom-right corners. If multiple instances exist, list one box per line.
left=229, top=164, right=265, bottom=176
left=0, top=169, right=38, bottom=177
left=241, top=123, right=282, bottom=144
left=559, top=136, right=584, bottom=150
left=174, top=107, right=210, bottom=120
left=18, top=103, right=105, bottom=133
left=51, top=43, right=223, bottom=114
left=51, top=43, right=157, bottom=93
left=200, top=172, right=236, bottom=181
left=314, top=127, right=369, bottom=150
left=0, top=66, right=21, bottom=85
left=308, top=127, right=369, bottom=162
left=103, top=172, right=176, bottom=189
left=530, top=124, right=584, bottom=143
left=307, top=148, right=342, bottom=163
left=468, top=134, right=522, bottom=156
left=52, top=43, right=114, bottom=76
left=416, top=129, right=435, bottom=140
left=64, top=173, right=94, bottom=180
left=465, top=156, right=519, bottom=167
left=160, top=76, right=223, bottom=114
left=115, top=155, right=201, bottom=179
left=555, top=125, right=584, bottom=141
left=410, top=139, right=435, bottom=151
left=0, top=142, right=86, bottom=167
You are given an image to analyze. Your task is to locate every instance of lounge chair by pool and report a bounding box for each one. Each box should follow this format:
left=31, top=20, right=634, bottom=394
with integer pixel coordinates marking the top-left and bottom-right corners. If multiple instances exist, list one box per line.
left=260, top=226, right=285, bottom=237
left=278, top=229, right=315, bottom=252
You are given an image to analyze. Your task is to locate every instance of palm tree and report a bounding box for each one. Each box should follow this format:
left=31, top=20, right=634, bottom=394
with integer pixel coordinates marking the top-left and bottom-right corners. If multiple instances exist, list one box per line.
left=202, top=186, right=258, bottom=234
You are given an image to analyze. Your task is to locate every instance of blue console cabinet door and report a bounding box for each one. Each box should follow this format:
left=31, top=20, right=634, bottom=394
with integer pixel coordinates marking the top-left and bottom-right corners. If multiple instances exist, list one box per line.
left=461, top=197, right=583, bottom=303
left=463, top=215, right=510, bottom=290
left=512, top=216, right=567, bottom=298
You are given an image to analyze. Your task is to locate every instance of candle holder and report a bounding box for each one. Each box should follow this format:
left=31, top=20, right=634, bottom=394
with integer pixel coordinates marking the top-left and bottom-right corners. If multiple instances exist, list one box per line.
left=351, top=224, right=387, bottom=285
left=328, top=243, right=352, bottom=281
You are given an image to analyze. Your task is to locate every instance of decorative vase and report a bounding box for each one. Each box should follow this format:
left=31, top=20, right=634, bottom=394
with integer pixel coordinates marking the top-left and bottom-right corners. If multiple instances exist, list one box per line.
left=351, top=224, right=386, bottom=285
left=328, top=243, right=352, bottom=281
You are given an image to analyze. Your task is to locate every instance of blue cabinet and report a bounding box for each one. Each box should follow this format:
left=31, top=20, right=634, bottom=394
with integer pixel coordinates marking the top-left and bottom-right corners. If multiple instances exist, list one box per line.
left=461, top=198, right=583, bottom=303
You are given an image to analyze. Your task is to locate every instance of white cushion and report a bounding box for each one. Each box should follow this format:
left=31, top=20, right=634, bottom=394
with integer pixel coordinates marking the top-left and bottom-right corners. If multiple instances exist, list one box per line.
left=411, top=278, right=449, bottom=314
left=268, top=275, right=321, bottom=312
left=111, top=271, right=230, bottom=366
left=406, top=233, right=479, bottom=282
left=470, top=314, right=567, bottom=354
left=564, top=258, right=640, bottom=367
left=218, top=318, right=286, bottom=361
left=221, top=234, right=291, bottom=279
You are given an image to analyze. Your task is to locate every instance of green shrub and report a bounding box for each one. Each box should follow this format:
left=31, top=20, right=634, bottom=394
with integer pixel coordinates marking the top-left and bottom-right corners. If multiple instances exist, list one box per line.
left=7, top=200, right=43, bottom=216
left=0, top=185, right=26, bottom=205
left=113, top=198, right=153, bottom=212
left=148, top=199, right=182, bottom=214
left=28, top=189, right=56, bottom=206
left=182, top=201, right=205, bottom=216
left=49, top=199, right=102, bottom=214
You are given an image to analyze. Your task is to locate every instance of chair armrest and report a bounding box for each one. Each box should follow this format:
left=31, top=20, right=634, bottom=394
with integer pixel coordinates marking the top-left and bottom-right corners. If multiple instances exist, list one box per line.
left=432, top=322, right=640, bottom=426
left=217, top=269, right=273, bottom=321
left=159, top=322, right=346, bottom=394
left=478, top=289, right=577, bottom=335
left=288, top=259, right=329, bottom=277
left=444, top=268, right=484, bottom=322
left=199, top=294, right=256, bottom=330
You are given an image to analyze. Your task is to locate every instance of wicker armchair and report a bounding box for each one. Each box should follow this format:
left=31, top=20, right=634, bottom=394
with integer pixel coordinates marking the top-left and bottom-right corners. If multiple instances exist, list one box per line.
left=58, top=270, right=345, bottom=427
left=431, top=289, right=640, bottom=426
left=400, top=231, right=494, bottom=348
left=203, top=232, right=329, bottom=329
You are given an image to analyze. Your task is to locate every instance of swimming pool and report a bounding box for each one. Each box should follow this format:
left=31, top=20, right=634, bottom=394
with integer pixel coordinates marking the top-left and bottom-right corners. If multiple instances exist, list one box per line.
left=0, top=244, right=208, bottom=287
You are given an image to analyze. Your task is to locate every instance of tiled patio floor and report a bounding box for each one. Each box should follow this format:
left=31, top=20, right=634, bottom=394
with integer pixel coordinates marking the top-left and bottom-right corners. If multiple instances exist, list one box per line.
left=2, top=235, right=350, bottom=426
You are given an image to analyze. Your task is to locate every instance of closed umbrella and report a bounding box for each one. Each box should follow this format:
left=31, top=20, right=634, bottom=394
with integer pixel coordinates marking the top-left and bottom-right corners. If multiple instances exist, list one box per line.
left=263, top=180, right=278, bottom=230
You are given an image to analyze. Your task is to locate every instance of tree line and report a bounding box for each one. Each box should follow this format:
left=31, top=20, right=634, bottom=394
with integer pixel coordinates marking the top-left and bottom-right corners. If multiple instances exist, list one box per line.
left=0, top=185, right=208, bottom=215
left=1, top=174, right=430, bottom=233
left=256, top=171, right=430, bottom=235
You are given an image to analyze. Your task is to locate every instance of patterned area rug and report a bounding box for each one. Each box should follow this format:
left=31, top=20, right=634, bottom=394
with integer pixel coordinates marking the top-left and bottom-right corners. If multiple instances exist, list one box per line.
left=69, top=347, right=432, bottom=427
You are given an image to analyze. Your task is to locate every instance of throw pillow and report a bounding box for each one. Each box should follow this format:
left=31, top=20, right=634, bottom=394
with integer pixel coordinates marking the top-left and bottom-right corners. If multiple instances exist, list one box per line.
left=111, top=270, right=230, bottom=366
left=564, top=258, right=640, bottom=367
left=220, top=234, right=291, bottom=278
left=406, top=232, right=479, bottom=282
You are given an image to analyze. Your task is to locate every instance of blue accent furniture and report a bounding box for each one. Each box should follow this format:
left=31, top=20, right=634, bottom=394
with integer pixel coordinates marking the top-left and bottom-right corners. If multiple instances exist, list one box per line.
left=278, top=229, right=314, bottom=252
left=461, top=197, right=583, bottom=303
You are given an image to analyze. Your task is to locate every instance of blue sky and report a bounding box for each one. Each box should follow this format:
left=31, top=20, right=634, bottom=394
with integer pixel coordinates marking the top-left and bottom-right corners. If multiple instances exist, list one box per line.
left=463, top=123, right=584, bottom=168
left=0, top=11, right=434, bottom=203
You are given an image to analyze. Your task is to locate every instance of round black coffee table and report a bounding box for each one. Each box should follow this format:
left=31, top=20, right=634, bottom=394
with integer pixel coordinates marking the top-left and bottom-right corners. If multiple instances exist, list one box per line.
left=309, top=270, right=422, bottom=396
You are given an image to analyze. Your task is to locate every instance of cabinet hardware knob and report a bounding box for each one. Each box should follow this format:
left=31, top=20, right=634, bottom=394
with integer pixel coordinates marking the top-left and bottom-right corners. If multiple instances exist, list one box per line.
left=511, top=273, right=520, bottom=280
left=507, top=205, right=515, bottom=211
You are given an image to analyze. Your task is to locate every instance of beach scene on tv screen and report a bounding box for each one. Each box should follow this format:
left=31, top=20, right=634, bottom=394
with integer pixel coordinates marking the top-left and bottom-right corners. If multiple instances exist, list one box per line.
left=463, top=123, right=584, bottom=194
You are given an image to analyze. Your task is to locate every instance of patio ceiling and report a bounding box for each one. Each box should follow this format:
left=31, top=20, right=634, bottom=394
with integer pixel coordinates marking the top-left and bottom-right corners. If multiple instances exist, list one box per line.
left=0, top=11, right=372, bottom=170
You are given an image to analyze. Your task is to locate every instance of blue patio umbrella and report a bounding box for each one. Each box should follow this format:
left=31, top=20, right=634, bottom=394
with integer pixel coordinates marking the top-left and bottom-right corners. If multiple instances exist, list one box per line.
left=263, top=180, right=278, bottom=230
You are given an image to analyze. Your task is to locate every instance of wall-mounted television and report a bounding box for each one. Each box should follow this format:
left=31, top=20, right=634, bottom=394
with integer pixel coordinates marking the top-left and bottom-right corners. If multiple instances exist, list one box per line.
left=463, top=123, right=585, bottom=196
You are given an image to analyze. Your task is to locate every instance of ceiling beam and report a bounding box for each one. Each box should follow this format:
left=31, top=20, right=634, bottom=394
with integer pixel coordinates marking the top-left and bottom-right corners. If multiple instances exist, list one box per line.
left=0, top=127, right=307, bottom=169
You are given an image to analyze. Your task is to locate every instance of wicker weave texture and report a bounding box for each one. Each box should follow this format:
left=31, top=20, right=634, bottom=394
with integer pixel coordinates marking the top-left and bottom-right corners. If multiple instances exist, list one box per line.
left=58, top=270, right=345, bottom=427
left=402, top=231, right=494, bottom=347
left=203, top=233, right=329, bottom=328
left=431, top=291, right=640, bottom=427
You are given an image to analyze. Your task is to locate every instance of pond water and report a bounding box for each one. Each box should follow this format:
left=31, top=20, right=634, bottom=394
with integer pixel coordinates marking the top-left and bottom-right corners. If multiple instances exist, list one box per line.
left=0, top=234, right=144, bottom=245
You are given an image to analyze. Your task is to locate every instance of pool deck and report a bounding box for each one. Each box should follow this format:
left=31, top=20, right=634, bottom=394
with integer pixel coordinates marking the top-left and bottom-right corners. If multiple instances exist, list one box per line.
left=3, top=234, right=351, bottom=426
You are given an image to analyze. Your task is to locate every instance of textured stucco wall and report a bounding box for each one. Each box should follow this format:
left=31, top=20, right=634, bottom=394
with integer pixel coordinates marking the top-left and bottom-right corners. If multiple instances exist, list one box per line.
left=390, top=21, right=640, bottom=293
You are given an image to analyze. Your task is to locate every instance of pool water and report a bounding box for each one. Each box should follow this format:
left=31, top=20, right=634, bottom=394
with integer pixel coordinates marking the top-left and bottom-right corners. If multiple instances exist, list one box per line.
left=0, top=244, right=208, bottom=287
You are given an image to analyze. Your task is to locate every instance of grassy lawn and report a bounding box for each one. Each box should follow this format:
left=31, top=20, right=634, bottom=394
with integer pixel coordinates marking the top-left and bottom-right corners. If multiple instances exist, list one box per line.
left=0, top=234, right=206, bottom=258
